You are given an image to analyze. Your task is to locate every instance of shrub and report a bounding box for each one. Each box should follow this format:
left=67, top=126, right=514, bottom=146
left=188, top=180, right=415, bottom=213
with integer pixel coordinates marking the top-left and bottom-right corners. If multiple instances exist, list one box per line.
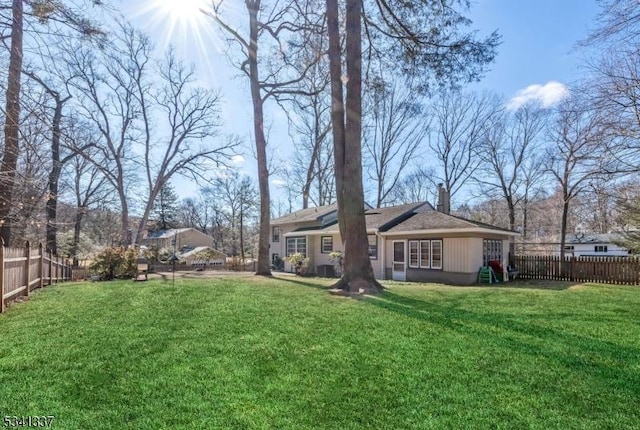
left=286, top=252, right=312, bottom=276
left=228, top=257, right=244, bottom=271
left=90, top=247, right=138, bottom=280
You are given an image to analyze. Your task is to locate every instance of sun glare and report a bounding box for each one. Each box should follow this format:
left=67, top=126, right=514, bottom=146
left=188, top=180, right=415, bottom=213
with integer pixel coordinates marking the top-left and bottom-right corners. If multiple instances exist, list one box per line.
left=156, top=0, right=208, bottom=22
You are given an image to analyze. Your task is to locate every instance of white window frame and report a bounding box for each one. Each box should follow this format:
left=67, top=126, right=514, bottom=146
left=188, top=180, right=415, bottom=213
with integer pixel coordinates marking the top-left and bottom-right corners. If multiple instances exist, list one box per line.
left=272, top=226, right=280, bottom=242
left=321, top=236, right=333, bottom=254
left=409, top=240, right=419, bottom=268
left=431, top=240, right=443, bottom=270
left=420, top=240, right=431, bottom=268
left=406, top=239, right=443, bottom=270
left=286, top=236, right=307, bottom=257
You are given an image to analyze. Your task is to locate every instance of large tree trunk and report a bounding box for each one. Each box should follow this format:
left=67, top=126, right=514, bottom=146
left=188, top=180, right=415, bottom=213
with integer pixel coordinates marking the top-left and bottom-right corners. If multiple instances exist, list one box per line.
left=247, top=1, right=272, bottom=276
left=326, top=0, right=381, bottom=294
left=0, top=0, right=24, bottom=245
left=71, top=209, right=85, bottom=267
left=45, top=95, right=70, bottom=254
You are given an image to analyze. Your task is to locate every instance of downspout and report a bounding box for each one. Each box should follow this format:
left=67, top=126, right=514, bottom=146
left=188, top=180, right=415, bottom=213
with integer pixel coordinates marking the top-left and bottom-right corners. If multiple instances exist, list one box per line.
left=378, top=230, right=385, bottom=280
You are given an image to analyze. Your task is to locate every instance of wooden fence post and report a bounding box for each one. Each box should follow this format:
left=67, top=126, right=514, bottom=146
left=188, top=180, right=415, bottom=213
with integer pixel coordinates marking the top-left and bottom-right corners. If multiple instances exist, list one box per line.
left=38, top=243, right=44, bottom=289
left=0, top=237, right=4, bottom=314
left=24, top=241, right=31, bottom=297
left=570, top=256, right=575, bottom=282
left=48, top=248, right=53, bottom=286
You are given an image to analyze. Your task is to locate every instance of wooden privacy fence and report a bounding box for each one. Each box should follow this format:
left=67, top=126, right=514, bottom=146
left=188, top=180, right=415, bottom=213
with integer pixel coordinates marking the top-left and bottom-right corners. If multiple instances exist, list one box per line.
left=514, top=255, right=640, bottom=285
left=1, top=240, right=72, bottom=313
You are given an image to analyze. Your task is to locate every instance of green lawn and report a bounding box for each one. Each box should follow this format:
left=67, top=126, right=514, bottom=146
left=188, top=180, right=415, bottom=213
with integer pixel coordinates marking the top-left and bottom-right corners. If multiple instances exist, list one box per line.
left=1, top=276, right=639, bottom=429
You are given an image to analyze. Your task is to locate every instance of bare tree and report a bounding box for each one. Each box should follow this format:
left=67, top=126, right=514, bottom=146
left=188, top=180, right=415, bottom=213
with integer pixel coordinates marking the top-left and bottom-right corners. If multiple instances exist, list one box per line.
left=66, top=22, right=234, bottom=246
left=363, top=78, right=427, bottom=207
left=133, top=48, right=236, bottom=245
left=203, top=173, right=258, bottom=258
left=547, top=95, right=610, bottom=260
left=389, top=166, right=438, bottom=205
left=62, top=144, right=112, bottom=266
left=204, top=0, right=324, bottom=275
left=0, top=0, right=103, bottom=245
left=476, top=101, right=548, bottom=231
left=286, top=57, right=335, bottom=208
left=429, top=89, right=498, bottom=200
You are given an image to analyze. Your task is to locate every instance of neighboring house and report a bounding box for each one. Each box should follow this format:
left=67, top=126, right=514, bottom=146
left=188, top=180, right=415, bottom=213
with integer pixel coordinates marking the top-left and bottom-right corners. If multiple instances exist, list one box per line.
left=562, top=233, right=630, bottom=257
left=143, top=228, right=215, bottom=252
left=270, top=192, right=519, bottom=284
left=179, top=246, right=226, bottom=267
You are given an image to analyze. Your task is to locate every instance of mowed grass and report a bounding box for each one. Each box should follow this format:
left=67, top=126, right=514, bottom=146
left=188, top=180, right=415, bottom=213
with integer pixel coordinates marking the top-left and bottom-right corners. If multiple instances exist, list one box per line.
left=0, top=276, right=639, bottom=429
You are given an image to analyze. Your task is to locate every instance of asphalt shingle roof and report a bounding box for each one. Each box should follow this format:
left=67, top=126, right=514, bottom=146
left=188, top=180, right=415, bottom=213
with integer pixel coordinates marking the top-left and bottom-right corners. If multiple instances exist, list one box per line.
left=271, top=204, right=338, bottom=225
left=385, top=211, right=517, bottom=234
left=288, top=202, right=428, bottom=234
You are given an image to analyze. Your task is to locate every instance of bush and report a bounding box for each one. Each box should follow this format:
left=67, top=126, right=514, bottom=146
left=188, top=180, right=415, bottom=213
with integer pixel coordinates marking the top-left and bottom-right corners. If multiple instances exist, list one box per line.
left=228, top=257, right=244, bottom=271
left=90, top=247, right=138, bottom=280
left=286, top=252, right=312, bottom=276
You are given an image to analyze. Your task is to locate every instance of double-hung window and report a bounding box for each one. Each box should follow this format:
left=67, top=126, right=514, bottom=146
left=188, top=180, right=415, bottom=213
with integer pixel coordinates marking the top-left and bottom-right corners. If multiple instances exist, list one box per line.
left=321, top=236, right=333, bottom=253
left=272, top=226, right=280, bottom=242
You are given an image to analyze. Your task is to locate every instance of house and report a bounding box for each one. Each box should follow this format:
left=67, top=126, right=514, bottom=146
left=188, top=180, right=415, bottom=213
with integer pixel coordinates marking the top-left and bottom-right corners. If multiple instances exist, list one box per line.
left=179, top=246, right=226, bottom=267
left=562, top=233, right=630, bottom=257
left=143, top=228, right=216, bottom=252
left=270, top=189, right=519, bottom=284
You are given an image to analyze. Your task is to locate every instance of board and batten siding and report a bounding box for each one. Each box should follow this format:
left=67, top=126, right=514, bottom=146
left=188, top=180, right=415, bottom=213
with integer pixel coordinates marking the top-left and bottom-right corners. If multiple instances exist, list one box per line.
left=443, top=237, right=481, bottom=273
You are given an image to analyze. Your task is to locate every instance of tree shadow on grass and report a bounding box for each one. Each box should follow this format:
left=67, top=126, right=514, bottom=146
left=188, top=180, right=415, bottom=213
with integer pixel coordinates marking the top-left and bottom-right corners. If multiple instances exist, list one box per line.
left=363, top=290, right=640, bottom=399
left=490, top=279, right=582, bottom=290
left=274, top=276, right=334, bottom=291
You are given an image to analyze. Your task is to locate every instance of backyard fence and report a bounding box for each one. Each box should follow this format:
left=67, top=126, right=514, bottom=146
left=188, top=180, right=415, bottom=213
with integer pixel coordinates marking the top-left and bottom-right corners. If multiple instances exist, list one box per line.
left=514, top=254, right=640, bottom=285
left=1, top=240, right=72, bottom=313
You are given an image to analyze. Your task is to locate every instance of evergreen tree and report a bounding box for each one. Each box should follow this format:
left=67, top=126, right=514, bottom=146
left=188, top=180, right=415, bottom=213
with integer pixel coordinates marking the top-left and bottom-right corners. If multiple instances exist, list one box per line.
left=152, top=183, right=180, bottom=230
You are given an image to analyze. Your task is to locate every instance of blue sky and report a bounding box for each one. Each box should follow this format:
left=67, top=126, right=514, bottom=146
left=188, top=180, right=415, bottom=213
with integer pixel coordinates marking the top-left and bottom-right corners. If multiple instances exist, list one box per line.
left=125, top=0, right=602, bottom=206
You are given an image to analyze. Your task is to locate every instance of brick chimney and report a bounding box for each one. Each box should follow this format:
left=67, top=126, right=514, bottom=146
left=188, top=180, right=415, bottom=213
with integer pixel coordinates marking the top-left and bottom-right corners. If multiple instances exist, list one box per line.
left=436, top=184, right=450, bottom=214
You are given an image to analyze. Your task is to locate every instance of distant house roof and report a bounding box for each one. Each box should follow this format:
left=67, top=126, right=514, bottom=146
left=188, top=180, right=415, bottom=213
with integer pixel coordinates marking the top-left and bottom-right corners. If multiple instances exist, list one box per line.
left=566, top=233, right=624, bottom=244
left=285, top=202, right=429, bottom=235
left=145, top=228, right=192, bottom=239
left=271, top=204, right=338, bottom=225
left=179, top=246, right=226, bottom=259
left=383, top=211, right=519, bottom=236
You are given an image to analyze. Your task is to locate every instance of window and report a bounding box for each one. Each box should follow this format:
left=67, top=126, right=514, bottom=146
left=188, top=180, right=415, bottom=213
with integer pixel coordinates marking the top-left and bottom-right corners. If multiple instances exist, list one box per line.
left=564, top=245, right=575, bottom=251
left=595, top=245, right=608, bottom=253
left=483, top=239, right=502, bottom=266
left=272, top=226, right=280, bottom=242
left=321, top=236, right=333, bottom=253
left=272, top=253, right=280, bottom=263
left=286, top=237, right=306, bottom=256
left=368, top=235, right=378, bottom=259
left=407, top=240, right=441, bottom=270
left=409, top=241, right=419, bottom=268
left=420, top=241, right=431, bottom=268
left=431, top=240, right=442, bottom=269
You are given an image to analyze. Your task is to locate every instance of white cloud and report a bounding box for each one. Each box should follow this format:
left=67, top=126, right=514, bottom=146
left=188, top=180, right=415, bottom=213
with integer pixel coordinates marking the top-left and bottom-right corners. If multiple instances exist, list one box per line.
left=271, top=178, right=287, bottom=187
left=507, top=81, right=570, bottom=110
left=231, top=155, right=245, bottom=165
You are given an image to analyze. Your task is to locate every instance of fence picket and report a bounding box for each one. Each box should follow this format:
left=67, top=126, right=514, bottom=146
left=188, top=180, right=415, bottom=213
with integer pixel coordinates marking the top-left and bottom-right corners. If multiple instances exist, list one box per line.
left=514, top=254, right=640, bottom=285
left=1, top=242, right=72, bottom=313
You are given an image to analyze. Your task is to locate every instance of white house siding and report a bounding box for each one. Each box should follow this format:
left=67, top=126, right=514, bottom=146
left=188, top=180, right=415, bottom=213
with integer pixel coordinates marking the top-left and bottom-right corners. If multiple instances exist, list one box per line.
left=443, top=237, right=473, bottom=273
left=568, top=243, right=629, bottom=257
